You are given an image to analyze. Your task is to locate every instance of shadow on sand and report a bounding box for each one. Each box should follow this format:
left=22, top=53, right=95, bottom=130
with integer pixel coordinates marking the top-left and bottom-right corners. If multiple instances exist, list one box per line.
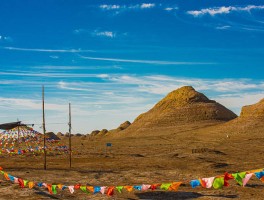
left=34, top=188, right=60, bottom=199
left=136, top=191, right=238, bottom=200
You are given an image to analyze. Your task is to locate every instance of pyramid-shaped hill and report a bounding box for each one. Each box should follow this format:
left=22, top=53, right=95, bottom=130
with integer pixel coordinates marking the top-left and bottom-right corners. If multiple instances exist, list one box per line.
left=121, top=86, right=237, bottom=134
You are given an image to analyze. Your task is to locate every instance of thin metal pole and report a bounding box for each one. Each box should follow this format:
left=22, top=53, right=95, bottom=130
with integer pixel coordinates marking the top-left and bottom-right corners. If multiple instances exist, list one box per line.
left=42, top=85, right=47, bottom=170
left=69, top=103, right=72, bottom=168
left=17, top=122, right=20, bottom=146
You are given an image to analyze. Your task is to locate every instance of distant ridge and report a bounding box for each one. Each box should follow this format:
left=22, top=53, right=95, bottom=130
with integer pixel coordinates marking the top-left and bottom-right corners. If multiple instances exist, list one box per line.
left=240, top=99, right=264, bottom=119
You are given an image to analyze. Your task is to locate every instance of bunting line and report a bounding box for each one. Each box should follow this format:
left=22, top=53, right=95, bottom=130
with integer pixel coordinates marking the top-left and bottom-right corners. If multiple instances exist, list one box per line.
left=0, top=166, right=264, bottom=196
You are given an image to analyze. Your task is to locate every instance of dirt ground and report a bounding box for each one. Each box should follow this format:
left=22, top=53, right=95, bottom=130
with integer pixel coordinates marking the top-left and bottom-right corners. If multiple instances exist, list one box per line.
left=1, top=121, right=264, bottom=199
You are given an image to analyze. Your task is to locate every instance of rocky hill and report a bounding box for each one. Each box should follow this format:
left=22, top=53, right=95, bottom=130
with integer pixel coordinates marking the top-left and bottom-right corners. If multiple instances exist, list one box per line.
left=122, top=86, right=237, bottom=134
left=240, top=99, right=264, bottom=119
left=88, top=121, right=131, bottom=138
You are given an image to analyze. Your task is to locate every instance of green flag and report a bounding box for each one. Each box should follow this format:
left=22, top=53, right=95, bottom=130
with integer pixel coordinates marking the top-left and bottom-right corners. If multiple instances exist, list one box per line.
left=232, top=172, right=246, bottom=186
left=80, top=186, right=89, bottom=194
left=160, top=183, right=171, bottom=190
left=116, top=186, right=124, bottom=193
left=52, top=185, right=57, bottom=194
left=23, top=180, right=29, bottom=187
left=213, top=177, right=224, bottom=189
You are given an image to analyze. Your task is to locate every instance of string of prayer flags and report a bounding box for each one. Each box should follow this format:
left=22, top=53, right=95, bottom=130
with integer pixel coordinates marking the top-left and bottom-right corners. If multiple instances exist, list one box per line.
left=133, top=185, right=142, bottom=191
left=52, top=185, right=58, bottom=194
left=68, top=186, right=74, bottom=194
left=100, top=186, right=106, bottom=194
left=190, top=179, right=200, bottom=188
left=47, top=184, right=53, bottom=194
left=160, top=183, right=171, bottom=190
left=28, top=181, right=34, bottom=189
left=150, top=184, right=160, bottom=190
left=0, top=166, right=264, bottom=196
left=93, top=186, right=101, bottom=194
left=232, top=172, right=246, bottom=186
left=106, top=186, right=114, bottom=196
left=142, top=184, right=151, bottom=191
left=223, top=172, right=234, bottom=186
left=254, top=170, right=264, bottom=182
left=198, top=178, right=206, bottom=188
left=124, top=186, right=133, bottom=192
left=212, top=177, right=224, bottom=189
left=201, top=177, right=214, bottom=188
left=169, top=182, right=182, bottom=191
left=242, top=173, right=253, bottom=187
left=116, top=186, right=123, bottom=193
left=80, top=185, right=89, bottom=194
left=18, top=178, right=24, bottom=188
left=87, top=186, right=94, bottom=193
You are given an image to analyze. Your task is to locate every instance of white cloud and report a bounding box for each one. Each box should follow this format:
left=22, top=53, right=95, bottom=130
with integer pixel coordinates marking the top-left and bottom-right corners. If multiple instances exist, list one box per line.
left=100, top=4, right=120, bottom=10
left=164, top=7, right=178, bottom=11
left=216, top=25, right=231, bottom=30
left=97, top=74, right=109, bottom=78
left=93, top=74, right=264, bottom=95
left=3, top=47, right=94, bottom=53
left=2, top=73, right=264, bottom=133
left=79, top=55, right=213, bottom=65
left=187, top=6, right=232, bottom=16
left=216, top=93, right=264, bottom=113
left=50, top=55, right=59, bottom=59
left=140, top=3, right=155, bottom=9
left=0, top=97, right=67, bottom=111
left=0, top=35, right=12, bottom=42
left=95, top=31, right=115, bottom=38
left=187, top=5, right=264, bottom=16
left=0, top=71, right=113, bottom=78
left=99, top=3, right=156, bottom=11
left=55, top=75, right=264, bottom=120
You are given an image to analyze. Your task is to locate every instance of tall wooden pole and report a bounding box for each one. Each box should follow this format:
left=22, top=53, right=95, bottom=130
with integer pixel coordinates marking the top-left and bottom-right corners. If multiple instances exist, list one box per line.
left=42, top=85, right=47, bottom=170
left=69, top=103, right=72, bottom=168
left=17, top=121, right=20, bottom=146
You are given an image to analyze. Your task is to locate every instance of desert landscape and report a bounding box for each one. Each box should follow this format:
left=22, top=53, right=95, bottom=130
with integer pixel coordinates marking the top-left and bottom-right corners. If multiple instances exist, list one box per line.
left=1, top=86, right=264, bottom=199
left=1, top=1, right=264, bottom=199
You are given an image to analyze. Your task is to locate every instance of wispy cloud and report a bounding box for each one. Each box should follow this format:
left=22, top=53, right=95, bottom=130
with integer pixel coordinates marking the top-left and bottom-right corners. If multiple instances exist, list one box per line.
left=94, top=31, right=115, bottom=38
left=164, top=7, right=178, bottom=11
left=140, top=3, right=155, bottom=9
left=99, top=4, right=121, bottom=10
left=2, top=73, right=264, bottom=133
left=99, top=3, right=156, bottom=11
left=0, top=35, right=12, bottom=42
left=216, top=92, right=264, bottom=112
left=187, top=5, right=264, bottom=16
left=216, top=25, right=231, bottom=30
left=56, top=74, right=264, bottom=119
left=30, top=65, right=122, bottom=70
left=96, top=74, right=264, bottom=94
left=3, top=47, right=94, bottom=53
left=0, top=97, right=67, bottom=111
left=0, top=71, right=113, bottom=78
left=79, top=55, right=213, bottom=65
left=50, top=55, right=59, bottom=59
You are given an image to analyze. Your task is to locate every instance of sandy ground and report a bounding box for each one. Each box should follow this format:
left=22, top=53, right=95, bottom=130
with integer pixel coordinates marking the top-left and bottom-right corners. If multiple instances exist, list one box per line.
left=1, top=121, right=264, bottom=199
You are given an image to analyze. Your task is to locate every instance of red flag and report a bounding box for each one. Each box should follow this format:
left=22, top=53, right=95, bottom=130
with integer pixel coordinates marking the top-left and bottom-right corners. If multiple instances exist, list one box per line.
left=224, top=172, right=234, bottom=186
left=150, top=184, right=160, bottom=190
left=106, top=187, right=114, bottom=196
left=18, top=178, right=24, bottom=188
left=74, top=184, right=81, bottom=189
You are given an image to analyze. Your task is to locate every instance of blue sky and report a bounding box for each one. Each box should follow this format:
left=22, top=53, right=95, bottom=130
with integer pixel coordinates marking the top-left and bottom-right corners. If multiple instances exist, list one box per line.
left=0, top=0, right=264, bottom=133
